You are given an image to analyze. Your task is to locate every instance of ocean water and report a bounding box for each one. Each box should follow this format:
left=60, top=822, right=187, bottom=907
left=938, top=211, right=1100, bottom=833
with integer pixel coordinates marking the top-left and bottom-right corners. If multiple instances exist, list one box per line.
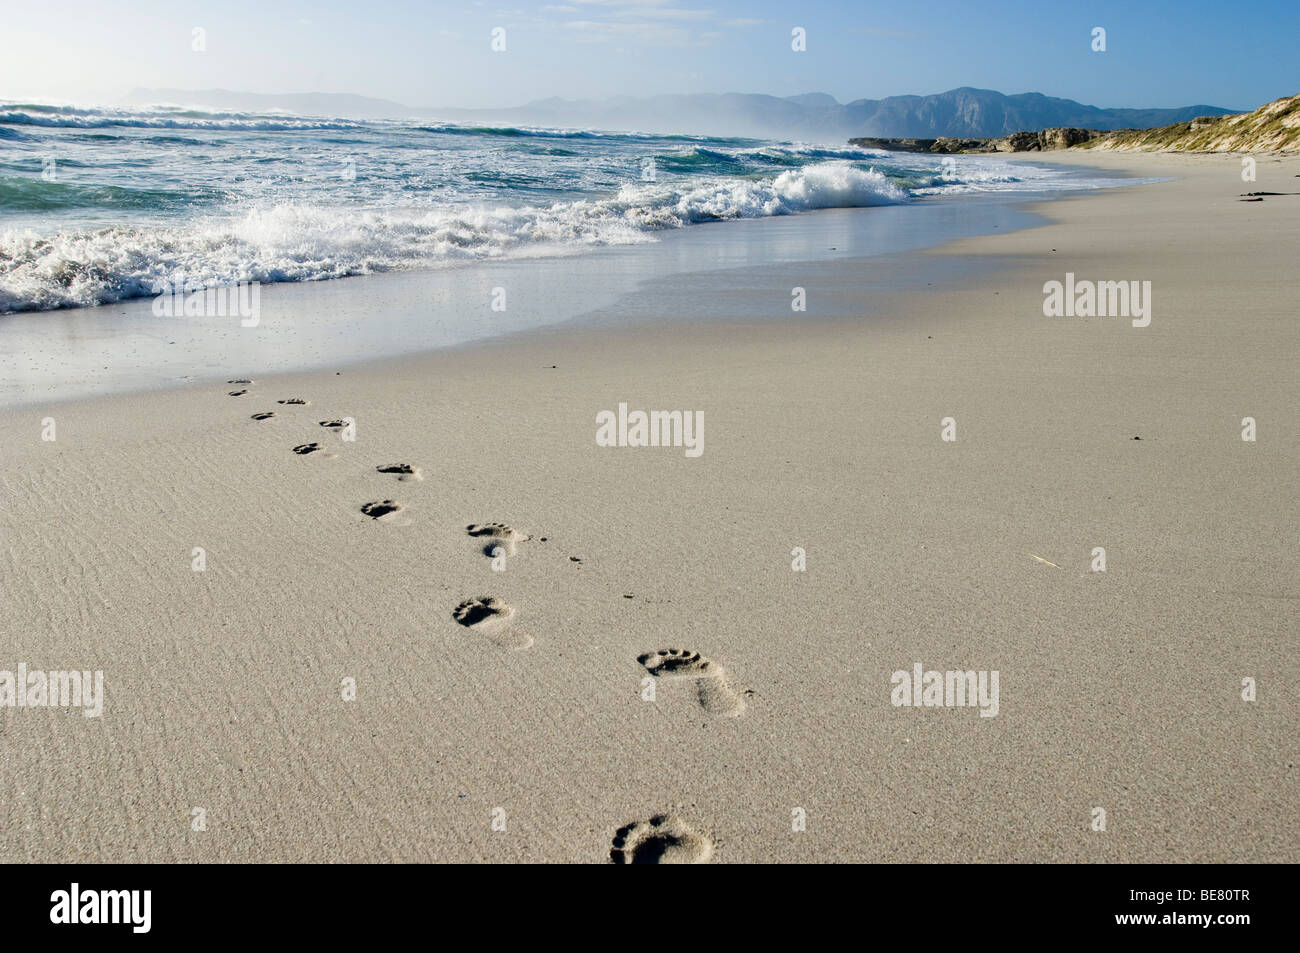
left=0, top=101, right=1148, bottom=315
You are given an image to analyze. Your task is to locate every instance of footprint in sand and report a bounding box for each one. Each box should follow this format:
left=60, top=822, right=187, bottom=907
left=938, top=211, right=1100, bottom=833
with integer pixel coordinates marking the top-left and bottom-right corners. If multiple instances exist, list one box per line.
left=639, top=648, right=746, bottom=717
left=466, top=523, right=530, bottom=557
left=452, top=596, right=532, bottom=650
left=292, top=442, right=336, bottom=458
left=318, top=419, right=347, bottom=429
left=227, top=389, right=248, bottom=397
left=228, top=379, right=253, bottom=385
left=361, top=500, right=403, bottom=520
left=250, top=412, right=276, bottom=421
left=610, top=815, right=714, bottom=864
left=377, top=463, right=423, bottom=482
left=277, top=398, right=309, bottom=406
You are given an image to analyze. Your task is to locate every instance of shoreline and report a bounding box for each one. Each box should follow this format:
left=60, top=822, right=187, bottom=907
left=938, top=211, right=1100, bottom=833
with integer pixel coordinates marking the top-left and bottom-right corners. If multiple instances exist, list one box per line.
left=2, top=150, right=1296, bottom=863
left=0, top=158, right=1141, bottom=410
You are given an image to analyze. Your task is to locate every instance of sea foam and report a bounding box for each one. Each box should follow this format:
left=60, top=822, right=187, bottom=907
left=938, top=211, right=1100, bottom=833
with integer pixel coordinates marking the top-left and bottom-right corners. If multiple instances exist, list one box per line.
left=0, top=162, right=905, bottom=312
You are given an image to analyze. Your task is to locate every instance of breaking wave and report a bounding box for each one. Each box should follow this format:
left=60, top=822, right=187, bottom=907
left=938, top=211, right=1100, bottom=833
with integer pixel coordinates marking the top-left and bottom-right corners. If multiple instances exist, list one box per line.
left=1, top=162, right=906, bottom=312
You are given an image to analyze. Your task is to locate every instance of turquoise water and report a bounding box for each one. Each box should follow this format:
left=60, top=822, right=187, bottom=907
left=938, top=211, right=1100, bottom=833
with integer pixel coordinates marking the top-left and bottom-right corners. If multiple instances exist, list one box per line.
left=0, top=101, right=1147, bottom=313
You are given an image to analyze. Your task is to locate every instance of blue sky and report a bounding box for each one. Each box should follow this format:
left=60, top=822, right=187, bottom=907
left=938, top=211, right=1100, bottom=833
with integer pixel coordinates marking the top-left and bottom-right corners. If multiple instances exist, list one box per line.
left=2, top=0, right=1295, bottom=110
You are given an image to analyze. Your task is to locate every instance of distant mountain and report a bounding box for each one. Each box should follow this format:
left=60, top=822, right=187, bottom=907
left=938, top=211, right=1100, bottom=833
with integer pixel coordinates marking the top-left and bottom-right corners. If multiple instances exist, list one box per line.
left=123, top=86, right=1238, bottom=139
left=840, top=88, right=1236, bottom=138
left=429, top=87, right=1236, bottom=139
left=123, top=88, right=413, bottom=120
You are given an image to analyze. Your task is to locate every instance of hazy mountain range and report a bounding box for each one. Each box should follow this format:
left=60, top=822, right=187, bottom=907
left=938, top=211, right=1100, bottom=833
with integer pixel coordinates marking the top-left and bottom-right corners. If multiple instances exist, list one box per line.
left=123, top=86, right=1238, bottom=139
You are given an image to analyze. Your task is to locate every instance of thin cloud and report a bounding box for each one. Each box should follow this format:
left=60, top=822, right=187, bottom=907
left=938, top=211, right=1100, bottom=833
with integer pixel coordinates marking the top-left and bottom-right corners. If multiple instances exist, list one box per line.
left=562, top=18, right=711, bottom=46
left=547, top=0, right=727, bottom=45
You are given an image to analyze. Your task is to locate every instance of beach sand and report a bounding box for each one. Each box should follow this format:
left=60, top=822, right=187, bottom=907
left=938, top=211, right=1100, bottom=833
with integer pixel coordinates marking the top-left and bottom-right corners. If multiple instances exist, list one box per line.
left=2, top=151, right=1296, bottom=862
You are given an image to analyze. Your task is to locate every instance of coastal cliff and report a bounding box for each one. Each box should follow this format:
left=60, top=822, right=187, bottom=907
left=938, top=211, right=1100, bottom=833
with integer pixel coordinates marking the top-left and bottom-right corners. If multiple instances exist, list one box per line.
left=848, top=128, right=1103, bottom=154
left=1081, top=93, right=1299, bottom=152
